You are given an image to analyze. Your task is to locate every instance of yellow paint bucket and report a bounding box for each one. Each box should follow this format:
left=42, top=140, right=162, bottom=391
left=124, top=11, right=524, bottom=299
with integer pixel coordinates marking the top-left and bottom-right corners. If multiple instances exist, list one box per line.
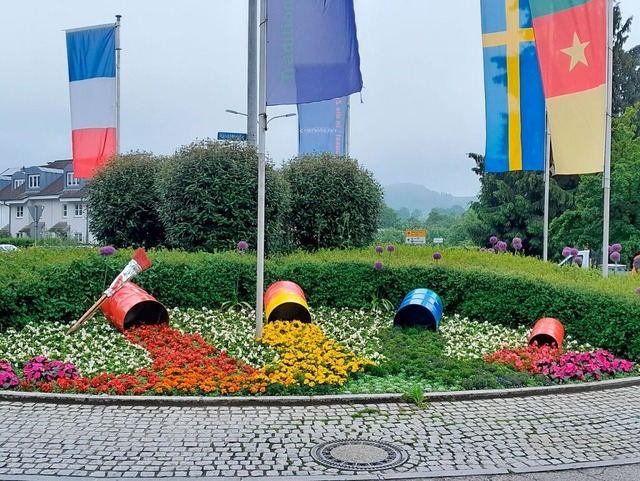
left=264, top=280, right=311, bottom=323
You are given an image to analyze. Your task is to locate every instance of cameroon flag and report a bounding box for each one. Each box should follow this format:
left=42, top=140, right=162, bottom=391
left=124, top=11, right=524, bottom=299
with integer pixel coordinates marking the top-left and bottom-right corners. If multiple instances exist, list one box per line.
left=529, top=0, right=607, bottom=175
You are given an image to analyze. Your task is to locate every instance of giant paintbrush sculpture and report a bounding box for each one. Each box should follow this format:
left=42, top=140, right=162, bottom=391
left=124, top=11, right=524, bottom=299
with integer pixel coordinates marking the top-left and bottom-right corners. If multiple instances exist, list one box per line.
left=66, top=248, right=153, bottom=335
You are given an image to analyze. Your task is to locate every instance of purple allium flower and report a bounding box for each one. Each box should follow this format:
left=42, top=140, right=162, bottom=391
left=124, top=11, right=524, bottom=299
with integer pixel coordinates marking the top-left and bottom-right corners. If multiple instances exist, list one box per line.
left=237, top=240, right=249, bottom=251
left=512, top=237, right=523, bottom=250
left=611, top=243, right=622, bottom=253
left=573, top=256, right=583, bottom=266
left=496, top=241, right=507, bottom=252
left=479, top=247, right=487, bottom=252
left=570, top=248, right=579, bottom=256
left=375, top=245, right=384, bottom=254
left=635, top=287, right=640, bottom=295
left=99, top=245, right=116, bottom=256
left=386, top=244, right=395, bottom=253
left=562, top=247, right=572, bottom=258
left=374, top=260, right=383, bottom=270
left=433, top=252, right=442, bottom=260
left=489, top=236, right=498, bottom=245
left=610, top=251, right=621, bottom=263
left=488, top=248, right=495, bottom=253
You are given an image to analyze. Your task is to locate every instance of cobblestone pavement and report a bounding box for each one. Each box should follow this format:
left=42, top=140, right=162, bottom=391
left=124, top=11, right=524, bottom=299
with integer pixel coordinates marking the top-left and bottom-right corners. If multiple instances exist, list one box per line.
left=1, top=386, right=639, bottom=479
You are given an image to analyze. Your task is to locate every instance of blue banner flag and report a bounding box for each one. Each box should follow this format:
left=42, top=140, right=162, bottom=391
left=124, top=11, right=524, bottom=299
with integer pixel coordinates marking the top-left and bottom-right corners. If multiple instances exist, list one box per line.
left=298, top=97, right=348, bottom=156
left=480, top=0, right=545, bottom=172
left=266, top=0, right=363, bottom=106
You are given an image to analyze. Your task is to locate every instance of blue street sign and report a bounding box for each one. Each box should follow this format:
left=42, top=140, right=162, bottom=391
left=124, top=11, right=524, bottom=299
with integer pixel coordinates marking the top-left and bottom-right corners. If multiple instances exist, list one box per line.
left=217, top=131, right=248, bottom=141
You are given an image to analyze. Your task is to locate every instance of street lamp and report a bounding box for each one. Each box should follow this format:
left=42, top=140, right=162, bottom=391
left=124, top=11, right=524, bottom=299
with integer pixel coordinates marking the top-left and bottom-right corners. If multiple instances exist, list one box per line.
left=225, top=109, right=296, bottom=130
left=225, top=106, right=296, bottom=338
left=225, top=109, right=247, bottom=117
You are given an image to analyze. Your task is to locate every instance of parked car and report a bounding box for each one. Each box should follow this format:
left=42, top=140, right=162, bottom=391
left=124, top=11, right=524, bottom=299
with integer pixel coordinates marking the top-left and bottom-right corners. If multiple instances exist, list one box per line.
left=0, top=244, right=19, bottom=252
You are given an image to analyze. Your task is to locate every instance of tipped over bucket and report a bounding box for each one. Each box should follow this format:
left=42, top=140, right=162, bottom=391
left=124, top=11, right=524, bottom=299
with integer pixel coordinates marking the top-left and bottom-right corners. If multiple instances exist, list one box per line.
left=529, top=317, right=564, bottom=348
left=100, top=282, right=169, bottom=333
left=393, top=288, right=442, bottom=330
left=264, top=280, right=311, bottom=323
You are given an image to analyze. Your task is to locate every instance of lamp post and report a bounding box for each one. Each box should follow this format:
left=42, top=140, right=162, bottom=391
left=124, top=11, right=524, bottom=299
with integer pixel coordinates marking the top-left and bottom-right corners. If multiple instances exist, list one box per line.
left=225, top=109, right=296, bottom=130
left=225, top=107, right=296, bottom=338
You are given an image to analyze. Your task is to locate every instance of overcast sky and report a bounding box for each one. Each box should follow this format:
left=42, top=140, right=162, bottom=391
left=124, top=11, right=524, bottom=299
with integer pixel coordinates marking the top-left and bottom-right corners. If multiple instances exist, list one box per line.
left=2, top=1, right=640, bottom=197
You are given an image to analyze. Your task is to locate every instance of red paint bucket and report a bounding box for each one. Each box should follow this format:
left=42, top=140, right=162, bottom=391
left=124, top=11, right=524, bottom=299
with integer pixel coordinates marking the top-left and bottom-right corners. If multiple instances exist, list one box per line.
left=264, top=280, right=311, bottom=324
left=528, top=317, right=565, bottom=348
left=100, top=282, right=169, bottom=333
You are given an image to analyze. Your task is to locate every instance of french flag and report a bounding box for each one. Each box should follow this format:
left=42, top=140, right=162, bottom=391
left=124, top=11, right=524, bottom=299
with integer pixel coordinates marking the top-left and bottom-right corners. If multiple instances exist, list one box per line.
left=66, top=24, right=117, bottom=179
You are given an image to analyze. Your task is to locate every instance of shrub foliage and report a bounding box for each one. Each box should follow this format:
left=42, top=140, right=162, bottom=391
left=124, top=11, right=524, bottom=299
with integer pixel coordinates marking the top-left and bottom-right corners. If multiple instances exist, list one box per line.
left=86, top=152, right=166, bottom=248
left=2, top=247, right=640, bottom=360
left=282, top=154, right=384, bottom=250
left=155, top=140, right=291, bottom=254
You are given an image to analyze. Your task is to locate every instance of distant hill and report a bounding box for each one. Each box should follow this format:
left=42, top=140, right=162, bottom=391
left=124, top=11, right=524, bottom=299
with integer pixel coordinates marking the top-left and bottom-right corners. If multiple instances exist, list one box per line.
left=383, top=183, right=476, bottom=214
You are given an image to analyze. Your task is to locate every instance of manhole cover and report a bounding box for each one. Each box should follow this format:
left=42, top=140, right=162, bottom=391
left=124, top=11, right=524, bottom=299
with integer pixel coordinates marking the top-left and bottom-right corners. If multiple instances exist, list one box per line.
left=311, top=439, right=408, bottom=471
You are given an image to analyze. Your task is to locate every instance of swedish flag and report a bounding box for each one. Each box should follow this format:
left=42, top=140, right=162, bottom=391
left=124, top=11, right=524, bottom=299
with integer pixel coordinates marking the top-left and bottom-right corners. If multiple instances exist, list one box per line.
left=481, top=0, right=546, bottom=172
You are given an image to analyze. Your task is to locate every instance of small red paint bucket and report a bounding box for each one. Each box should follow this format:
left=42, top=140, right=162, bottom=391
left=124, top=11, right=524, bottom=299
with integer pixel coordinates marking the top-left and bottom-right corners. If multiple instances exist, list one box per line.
left=529, top=317, right=565, bottom=348
left=100, top=282, right=169, bottom=333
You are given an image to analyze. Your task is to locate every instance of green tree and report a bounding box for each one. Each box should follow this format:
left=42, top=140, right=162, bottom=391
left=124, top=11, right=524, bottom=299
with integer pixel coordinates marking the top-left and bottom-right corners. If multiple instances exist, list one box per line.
left=156, top=140, right=291, bottom=254
left=425, top=208, right=473, bottom=246
left=465, top=153, right=574, bottom=256
left=86, top=152, right=166, bottom=248
left=550, top=104, right=640, bottom=264
left=282, top=154, right=384, bottom=250
left=613, top=3, right=640, bottom=116
left=378, top=204, right=402, bottom=229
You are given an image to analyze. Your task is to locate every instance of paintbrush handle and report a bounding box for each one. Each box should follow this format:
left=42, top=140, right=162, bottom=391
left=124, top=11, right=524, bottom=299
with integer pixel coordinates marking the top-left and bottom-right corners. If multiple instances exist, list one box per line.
left=66, top=294, right=108, bottom=335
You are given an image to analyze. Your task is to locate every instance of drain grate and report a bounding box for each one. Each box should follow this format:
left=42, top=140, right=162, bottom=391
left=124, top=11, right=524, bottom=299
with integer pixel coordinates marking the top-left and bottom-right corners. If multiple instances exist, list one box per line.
left=311, top=439, right=408, bottom=471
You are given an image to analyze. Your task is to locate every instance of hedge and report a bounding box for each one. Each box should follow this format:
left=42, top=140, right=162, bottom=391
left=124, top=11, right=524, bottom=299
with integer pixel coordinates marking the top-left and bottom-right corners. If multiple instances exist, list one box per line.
left=1, top=248, right=639, bottom=360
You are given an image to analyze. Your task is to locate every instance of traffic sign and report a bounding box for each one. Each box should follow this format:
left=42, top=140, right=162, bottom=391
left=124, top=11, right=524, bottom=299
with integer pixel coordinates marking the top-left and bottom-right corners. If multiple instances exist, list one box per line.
left=217, top=132, right=248, bottom=141
left=404, top=229, right=427, bottom=245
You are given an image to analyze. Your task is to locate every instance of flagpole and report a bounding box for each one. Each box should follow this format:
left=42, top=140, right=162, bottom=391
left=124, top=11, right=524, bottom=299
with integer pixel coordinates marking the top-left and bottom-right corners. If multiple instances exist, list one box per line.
left=247, top=0, right=258, bottom=146
left=346, top=96, right=351, bottom=157
left=601, top=0, right=614, bottom=277
left=115, top=14, right=122, bottom=158
left=255, top=0, right=267, bottom=338
left=543, top=113, right=551, bottom=262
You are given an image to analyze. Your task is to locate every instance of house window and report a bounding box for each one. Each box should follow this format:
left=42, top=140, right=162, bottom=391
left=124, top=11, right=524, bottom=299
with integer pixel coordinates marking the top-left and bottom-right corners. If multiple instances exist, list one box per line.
left=13, top=179, right=24, bottom=189
left=74, top=204, right=84, bottom=217
left=74, top=232, right=83, bottom=243
left=16, top=206, right=24, bottom=218
left=67, top=172, right=80, bottom=186
left=62, top=204, right=68, bottom=218
left=28, top=175, right=40, bottom=188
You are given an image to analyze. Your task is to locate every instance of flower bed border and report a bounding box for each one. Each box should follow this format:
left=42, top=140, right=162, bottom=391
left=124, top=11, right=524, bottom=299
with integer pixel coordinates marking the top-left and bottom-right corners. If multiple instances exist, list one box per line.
left=1, top=375, right=639, bottom=407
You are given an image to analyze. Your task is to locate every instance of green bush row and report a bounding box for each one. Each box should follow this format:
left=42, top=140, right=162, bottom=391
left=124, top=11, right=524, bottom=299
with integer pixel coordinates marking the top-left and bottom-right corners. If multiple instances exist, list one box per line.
left=1, top=248, right=639, bottom=360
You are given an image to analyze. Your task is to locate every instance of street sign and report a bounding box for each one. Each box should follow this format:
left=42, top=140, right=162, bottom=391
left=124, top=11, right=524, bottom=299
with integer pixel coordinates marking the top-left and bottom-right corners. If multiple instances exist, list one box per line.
left=217, top=131, right=248, bottom=141
left=404, top=229, right=427, bottom=245
left=27, top=205, right=44, bottom=222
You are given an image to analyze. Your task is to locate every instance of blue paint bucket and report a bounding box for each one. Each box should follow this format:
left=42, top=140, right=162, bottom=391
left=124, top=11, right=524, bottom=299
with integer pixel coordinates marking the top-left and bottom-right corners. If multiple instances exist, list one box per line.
left=393, top=288, right=443, bottom=330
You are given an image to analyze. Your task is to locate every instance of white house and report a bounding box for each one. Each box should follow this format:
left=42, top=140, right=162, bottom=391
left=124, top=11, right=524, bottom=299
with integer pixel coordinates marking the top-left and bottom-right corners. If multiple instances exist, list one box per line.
left=0, top=159, right=95, bottom=243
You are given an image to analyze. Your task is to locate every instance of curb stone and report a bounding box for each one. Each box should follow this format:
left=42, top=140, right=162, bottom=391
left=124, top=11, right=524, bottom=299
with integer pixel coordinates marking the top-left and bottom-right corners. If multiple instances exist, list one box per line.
left=1, top=461, right=640, bottom=480
left=0, top=375, right=639, bottom=406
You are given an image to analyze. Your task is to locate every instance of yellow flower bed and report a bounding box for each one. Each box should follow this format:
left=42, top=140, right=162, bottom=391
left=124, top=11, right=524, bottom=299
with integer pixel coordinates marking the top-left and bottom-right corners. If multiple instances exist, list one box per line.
left=259, top=320, right=375, bottom=387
